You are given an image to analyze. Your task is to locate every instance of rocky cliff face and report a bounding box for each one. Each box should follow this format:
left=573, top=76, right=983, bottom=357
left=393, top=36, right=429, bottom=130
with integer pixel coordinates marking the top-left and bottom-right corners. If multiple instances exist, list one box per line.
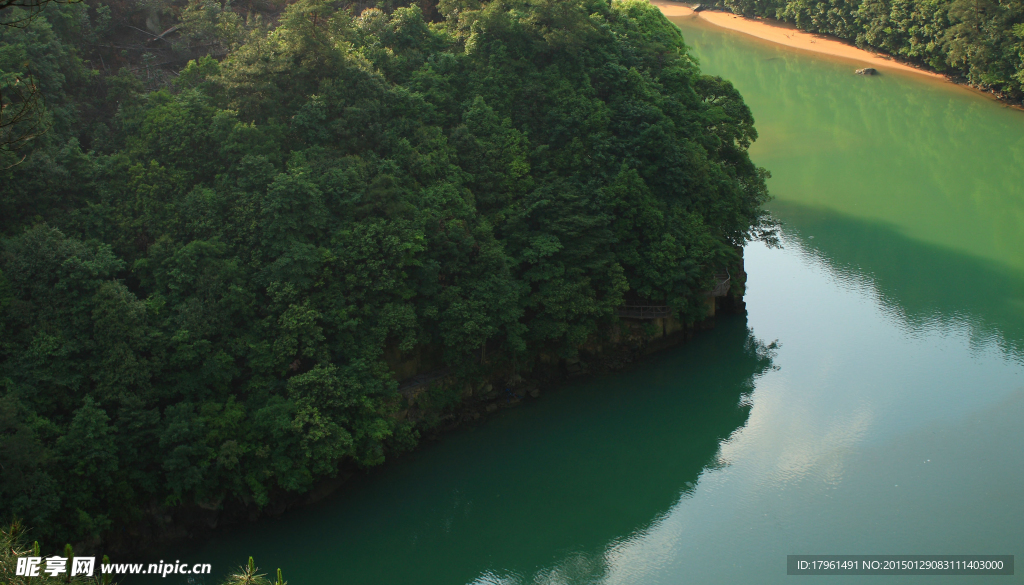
left=393, top=258, right=750, bottom=432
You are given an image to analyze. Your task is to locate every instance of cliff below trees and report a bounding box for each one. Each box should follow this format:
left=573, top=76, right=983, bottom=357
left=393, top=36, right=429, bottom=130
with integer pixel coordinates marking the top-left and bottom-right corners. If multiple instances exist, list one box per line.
left=391, top=258, right=747, bottom=433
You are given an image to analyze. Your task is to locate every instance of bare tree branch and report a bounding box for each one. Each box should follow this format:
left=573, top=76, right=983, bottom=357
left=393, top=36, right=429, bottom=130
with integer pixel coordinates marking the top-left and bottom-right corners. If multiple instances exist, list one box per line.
left=0, top=0, right=82, bottom=27
left=0, top=71, right=50, bottom=169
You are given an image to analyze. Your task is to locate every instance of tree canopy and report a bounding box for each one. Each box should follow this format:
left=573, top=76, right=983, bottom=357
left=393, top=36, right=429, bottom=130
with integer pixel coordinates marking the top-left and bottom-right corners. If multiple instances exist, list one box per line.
left=0, top=0, right=770, bottom=548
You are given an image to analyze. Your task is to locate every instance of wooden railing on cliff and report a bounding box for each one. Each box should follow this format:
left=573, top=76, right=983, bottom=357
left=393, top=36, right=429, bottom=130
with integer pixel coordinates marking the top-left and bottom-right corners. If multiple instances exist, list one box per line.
left=710, top=270, right=731, bottom=297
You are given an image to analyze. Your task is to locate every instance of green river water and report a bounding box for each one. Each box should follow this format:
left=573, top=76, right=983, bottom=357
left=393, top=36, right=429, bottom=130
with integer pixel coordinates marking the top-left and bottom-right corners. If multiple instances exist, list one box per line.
left=157, top=16, right=1024, bottom=585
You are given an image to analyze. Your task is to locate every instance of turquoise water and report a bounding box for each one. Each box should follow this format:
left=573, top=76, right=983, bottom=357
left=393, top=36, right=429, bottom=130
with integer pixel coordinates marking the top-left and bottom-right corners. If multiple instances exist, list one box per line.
left=151, top=16, right=1024, bottom=585
left=672, top=15, right=1024, bottom=274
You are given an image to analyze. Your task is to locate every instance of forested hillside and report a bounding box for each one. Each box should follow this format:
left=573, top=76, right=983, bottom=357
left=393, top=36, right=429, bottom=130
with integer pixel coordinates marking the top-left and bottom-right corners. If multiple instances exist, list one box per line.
left=713, top=0, right=1024, bottom=101
left=0, top=0, right=770, bottom=549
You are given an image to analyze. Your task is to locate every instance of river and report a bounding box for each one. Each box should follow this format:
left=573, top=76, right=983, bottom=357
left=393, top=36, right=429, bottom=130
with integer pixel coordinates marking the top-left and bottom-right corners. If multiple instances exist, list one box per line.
left=157, top=15, right=1024, bottom=585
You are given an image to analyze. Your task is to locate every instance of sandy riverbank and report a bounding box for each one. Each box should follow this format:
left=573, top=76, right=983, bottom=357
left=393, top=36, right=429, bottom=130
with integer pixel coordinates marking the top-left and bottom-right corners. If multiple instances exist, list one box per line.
left=649, top=0, right=946, bottom=80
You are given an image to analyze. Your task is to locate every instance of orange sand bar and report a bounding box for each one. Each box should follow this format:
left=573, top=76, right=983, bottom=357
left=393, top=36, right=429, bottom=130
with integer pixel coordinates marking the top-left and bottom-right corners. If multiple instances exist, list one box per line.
left=649, top=0, right=946, bottom=80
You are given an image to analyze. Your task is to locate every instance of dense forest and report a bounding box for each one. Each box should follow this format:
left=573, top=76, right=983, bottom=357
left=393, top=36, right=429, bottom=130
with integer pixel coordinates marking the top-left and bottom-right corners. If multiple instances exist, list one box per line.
left=713, top=0, right=1024, bottom=101
left=0, top=0, right=771, bottom=549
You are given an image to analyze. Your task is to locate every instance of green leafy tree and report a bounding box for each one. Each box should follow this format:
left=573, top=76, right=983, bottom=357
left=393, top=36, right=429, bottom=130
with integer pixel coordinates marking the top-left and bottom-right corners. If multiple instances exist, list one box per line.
left=1, top=0, right=772, bottom=547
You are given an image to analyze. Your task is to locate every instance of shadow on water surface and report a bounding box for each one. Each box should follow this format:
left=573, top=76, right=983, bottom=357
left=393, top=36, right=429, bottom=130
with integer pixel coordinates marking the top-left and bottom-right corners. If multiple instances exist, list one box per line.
left=145, top=316, right=775, bottom=585
left=771, top=200, right=1024, bottom=363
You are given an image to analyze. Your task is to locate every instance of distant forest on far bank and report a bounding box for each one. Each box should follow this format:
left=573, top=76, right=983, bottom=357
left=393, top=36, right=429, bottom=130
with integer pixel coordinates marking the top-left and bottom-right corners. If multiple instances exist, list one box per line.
left=713, top=0, right=1024, bottom=101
